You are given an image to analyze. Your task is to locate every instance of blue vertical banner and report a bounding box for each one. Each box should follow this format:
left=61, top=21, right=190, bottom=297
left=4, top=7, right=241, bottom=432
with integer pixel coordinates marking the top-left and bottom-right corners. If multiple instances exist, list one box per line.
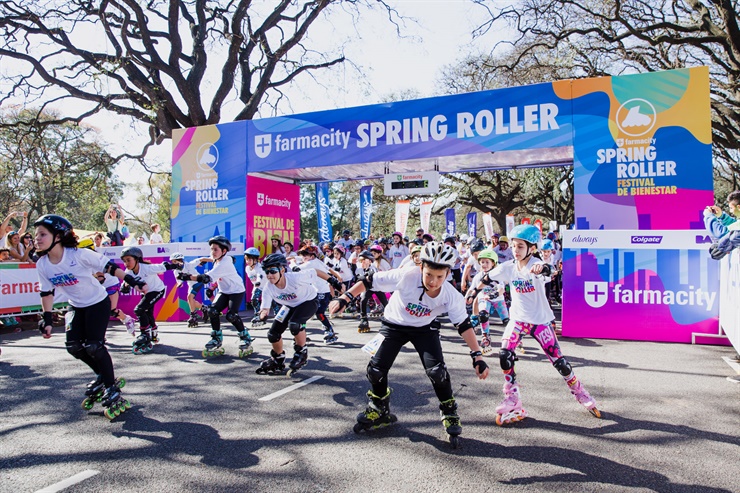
left=360, top=185, right=373, bottom=239
left=467, top=212, right=477, bottom=238
left=445, top=209, right=456, bottom=236
left=315, top=182, right=333, bottom=243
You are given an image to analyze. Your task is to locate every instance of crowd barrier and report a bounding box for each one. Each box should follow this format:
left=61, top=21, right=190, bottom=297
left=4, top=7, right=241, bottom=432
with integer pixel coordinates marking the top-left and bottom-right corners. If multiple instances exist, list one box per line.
left=719, top=251, right=740, bottom=354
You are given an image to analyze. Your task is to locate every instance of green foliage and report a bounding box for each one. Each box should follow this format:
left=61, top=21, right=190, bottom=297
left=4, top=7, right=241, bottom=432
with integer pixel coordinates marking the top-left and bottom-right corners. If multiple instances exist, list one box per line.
left=0, top=108, right=124, bottom=230
left=133, top=173, right=172, bottom=242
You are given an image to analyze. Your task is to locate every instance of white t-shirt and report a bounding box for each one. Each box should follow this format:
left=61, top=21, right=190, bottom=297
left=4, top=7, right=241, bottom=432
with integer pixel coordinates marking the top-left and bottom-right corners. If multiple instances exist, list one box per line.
left=246, top=263, right=266, bottom=289
left=36, top=248, right=110, bottom=308
left=205, top=257, right=245, bottom=295
left=468, top=270, right=504, bottom=302
left=494, top=245, right=515, bottom=263
left=296, top=258, right=330, bottom=293
left=371, top=268, right=468, bottom=327
left=125, top=262, right=166, bottom=293
left=326, top=256, right=353, bottom=282
left=175, top=258, right=202, bottom=288
left=149, top=232, right=163, bottom=244
left=373, top=258, right=392, bottom=272
left=485, top=257, right=555, bottom=325
left=261, top=270, right=318, bottom=309
left=337, top=238, right=354, bottom=258
left=387, top=244, right=409, bottom=269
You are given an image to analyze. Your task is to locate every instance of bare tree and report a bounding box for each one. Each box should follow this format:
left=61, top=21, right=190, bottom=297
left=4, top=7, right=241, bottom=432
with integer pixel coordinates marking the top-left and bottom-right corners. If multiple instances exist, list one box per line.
left=473, top=0, right=740, bottom=193
left=0, top=0, right=401, bottom=162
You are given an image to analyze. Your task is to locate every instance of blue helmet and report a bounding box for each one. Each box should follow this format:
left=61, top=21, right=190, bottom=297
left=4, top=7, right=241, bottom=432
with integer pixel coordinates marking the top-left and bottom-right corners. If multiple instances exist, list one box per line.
left=541, top=239, right=554, bottom=251
left=509, top=225, right=542, bottom=246
left=245, top=247, right=260, bottom=258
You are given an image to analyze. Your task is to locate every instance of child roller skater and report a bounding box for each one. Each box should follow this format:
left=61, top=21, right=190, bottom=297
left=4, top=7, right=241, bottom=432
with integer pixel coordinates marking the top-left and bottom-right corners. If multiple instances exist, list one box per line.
left=255, top=253, right=339, bottom=376
left=34, top=214, right=146, bottom=420
left=471, top=225, right=601, bottom=425
left=465, top=249, right=510, bottom=356
left=120, top=246, right=173, bottom=354
left=329, top=241, right=489, bottom=448
left=356, top=250, right=389, bottom=333
left=169, top=252, right=208, bottom=327
left=294, top=245, right=344, bottom=344
left=179, top=236, right=253, bottom=358
left=245, top=247, right=268, bottom=328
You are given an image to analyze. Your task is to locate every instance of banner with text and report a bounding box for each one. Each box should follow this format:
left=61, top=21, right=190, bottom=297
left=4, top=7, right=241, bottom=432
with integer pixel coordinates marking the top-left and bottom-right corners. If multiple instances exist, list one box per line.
left=315, top=182, right=333, bottom=243
left=170, top=123, right=247, bottom=245
left=570, top=67, right=712, bottom=230
left=420, top=201, right=433, bottom=233
left=396, top=200, right=410, bottom=237
left=360, top=186, right=373, bottom=239
left=445, top=209, right=456, bottom=237
left=247, top=175, right=300, bottom=257
left=561, top=230, right=723, bottom=344
left=467, top=212, right=477, bottom=238
left=482, top=213, right=494, bottom=240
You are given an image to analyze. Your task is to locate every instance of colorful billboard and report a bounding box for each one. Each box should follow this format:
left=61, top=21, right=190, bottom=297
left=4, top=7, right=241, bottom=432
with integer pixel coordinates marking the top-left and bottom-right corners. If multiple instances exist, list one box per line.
left=561, top=230, right=722, bottom=343
left=566, top=67, right=712, bottom=230
left=246, top=175, right=300, bottom=257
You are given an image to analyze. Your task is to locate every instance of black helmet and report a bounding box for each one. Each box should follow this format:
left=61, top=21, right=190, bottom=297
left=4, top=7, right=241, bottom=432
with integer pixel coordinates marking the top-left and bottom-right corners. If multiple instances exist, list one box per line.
left=378, top=237, right=388, bottom=245
left=444, top=236, right=456, bottom=246
left=342, top=229, right=351, bottom=236
left=354, top=239, right=365, bottom=248
left=470, top=240, right=486, bottom=253
left=262, top=253, right=288, bottom=270
left=359, top=250, right=374, bottom=260
left=208, top=235, right=231, bottom=251
left=121, top=246, right=144, bottom=260
left=33, top=214, right=73, bottom=237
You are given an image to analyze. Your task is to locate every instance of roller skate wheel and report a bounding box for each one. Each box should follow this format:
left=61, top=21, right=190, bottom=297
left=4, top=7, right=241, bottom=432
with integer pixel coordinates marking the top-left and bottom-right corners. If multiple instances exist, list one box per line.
left=202, top=349, right=209, bottom=358
left=81, top=398, right=94, bottom=410
left=123, top=399, right=132, bottom=410
left=117, top=378, right=126, bottom=389
left=239, top=347, right=254, bottom=358
left=104, top=408, right=116, bottom=420
left=217, top=347, right=225, bottom=356
left=287, top=368, right=297, bottom=377
left=449, top=435, right=460, bottom=449
left=353, top=422, right=365, bottom=434
left=481, top=346, right=495, bottom=357
left=589, top=407, right=602, bottom=419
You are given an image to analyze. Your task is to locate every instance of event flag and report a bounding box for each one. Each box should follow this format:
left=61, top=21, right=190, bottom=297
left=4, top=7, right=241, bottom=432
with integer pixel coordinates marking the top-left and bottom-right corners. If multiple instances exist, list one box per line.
left=467, top=212, right=477, bottom=238
left=482, top=213, right=494, bottom=240
left=506, top=215, right=515, bottom=236
left=445, top=209, right=456, bottom=237
left=395, top=200, right=410, bottom=237
left=315, top=182, right=333, bottom=243
left=360, top=185, right=373, bottom=239
left=420, top=200, right=433, bottom=233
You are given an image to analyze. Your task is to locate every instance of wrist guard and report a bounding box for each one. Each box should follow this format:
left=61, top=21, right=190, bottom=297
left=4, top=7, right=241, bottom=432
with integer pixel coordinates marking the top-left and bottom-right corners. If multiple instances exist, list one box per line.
left=39, top=311, right=54, bottom=333
left=328, top=276, right=342, bottom=291
left=335, top=297, right=348, bottom=310
left=163, top=261, right=179, bottom=271
left=466, top=288, right=480, bottom=302
left=177, top=272, right=192, bottom=281
left=196, top=274, right=211, bottom=284
left=120, top=283, right=131, bottom=294
left=292, top=266, right=301, bottom=272
left=539, top=264, right=552, bottom=277
left=205, top=287, right=214, bottom=298
left=470, top=350, right=482, bottom=360
left=473, top=359, right=488, bottom=373
left=123, top=274, right=146, bottom=289
left=104, top=261, right=120, bottom=276
left=361, top=271, right=374, bottom=290
left=481, top=273, right=492, bottom=285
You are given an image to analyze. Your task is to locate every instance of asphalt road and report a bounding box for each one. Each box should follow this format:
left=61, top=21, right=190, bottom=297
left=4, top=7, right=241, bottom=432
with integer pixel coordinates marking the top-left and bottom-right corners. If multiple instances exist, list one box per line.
left=1, top=313, right=738, bottom=493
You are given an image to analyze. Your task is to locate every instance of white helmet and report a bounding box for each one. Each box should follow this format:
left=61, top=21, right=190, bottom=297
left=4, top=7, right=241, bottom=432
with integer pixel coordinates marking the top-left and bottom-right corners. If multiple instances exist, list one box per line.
left=420, top=241, right=458, bottom=268
left=460, top=234, right=469, bottom=242
left=169, top=252, right=185, bottom=261
left=466, top=236, right=477, bottom=246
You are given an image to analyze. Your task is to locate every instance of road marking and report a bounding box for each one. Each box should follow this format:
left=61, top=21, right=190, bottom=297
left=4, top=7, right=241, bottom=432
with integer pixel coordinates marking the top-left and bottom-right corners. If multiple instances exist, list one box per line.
left=259, top=375, right=324, bottom=401
left=36, top=470, right=100, bottom=493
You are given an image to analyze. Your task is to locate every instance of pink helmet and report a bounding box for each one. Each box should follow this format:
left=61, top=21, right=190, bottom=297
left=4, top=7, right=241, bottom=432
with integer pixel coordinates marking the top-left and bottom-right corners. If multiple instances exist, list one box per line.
left=333, top=244, right=346, bottom=255
left=369, top=245, right=383, bottom=253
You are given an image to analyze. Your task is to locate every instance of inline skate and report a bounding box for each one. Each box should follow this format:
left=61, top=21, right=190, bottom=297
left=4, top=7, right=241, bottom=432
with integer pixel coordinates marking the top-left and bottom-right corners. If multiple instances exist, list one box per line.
left=238, top=329, right=254, bottom=358
left=480, top=333, right=494, bottom=356
left=101, top=383, right=131, bottom=420
left=357, top=318, right=370, bottom=333
left=569, top=379, right=602, bottom=418
left=187, top=312, right=199, bottom=328
left=251, top=315, right=267, bottom=329
left=495, top=382, right=528, bottom=425
left=439, top=397, right=462, bottom=449
left=287, top=344, right=308, bottom=376
left=132, top=327, right=154, bottom=355
left=202, top=329, right=225, bottom=357
left=256, top=350, right=286, bottom=375
left=150, top=325, right=159, bottom=343
left=353, top=388, right=397, bottom=433
left=81, top=375, right=126, bottom=410
left=323, top=328, right=339, bottom=345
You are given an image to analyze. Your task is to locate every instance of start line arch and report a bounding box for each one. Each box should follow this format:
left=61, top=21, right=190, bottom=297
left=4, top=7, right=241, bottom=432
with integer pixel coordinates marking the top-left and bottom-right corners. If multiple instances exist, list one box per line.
left=170, top=66, right=732, bottom=347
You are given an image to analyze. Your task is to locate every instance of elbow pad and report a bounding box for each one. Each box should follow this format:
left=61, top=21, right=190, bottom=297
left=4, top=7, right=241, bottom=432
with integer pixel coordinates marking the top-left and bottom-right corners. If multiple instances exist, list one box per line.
left=40, top=289, right=55, bottom=298
left=196, top=274, right=211, bottom=284
left=455, top=317, right=473, bottom=335
left=104, top=261, right=120, bottom=276
left=361, top=271, right=374, bottom=291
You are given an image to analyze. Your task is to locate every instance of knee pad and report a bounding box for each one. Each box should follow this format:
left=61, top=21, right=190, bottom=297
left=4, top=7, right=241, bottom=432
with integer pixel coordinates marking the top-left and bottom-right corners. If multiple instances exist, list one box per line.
left=84, top=340, right=107, bottom=361
left=65, top=340, right=85, bottom=359
left=208, top=306, right=221, bottom=321
left=288, top=321, right=304, bottom=336
left=134, top=305, right=146, bottom=318
left=267, top=326, right=283, bottom=343
left=553, top=357, right=573, bottom=377
left=366, top=362, right=388, bottom=386
left=478, top=310, right=489, bottom=324
left=425, top=362, right=449, bottom=386
left=225, top=311, right=241, bottom=325
left=499, top=348, right=518, bottom=371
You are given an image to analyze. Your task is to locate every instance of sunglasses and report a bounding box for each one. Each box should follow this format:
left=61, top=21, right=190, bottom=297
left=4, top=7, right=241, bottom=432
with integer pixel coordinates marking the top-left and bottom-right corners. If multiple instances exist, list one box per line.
left=265, top=267, right=280, bottom=274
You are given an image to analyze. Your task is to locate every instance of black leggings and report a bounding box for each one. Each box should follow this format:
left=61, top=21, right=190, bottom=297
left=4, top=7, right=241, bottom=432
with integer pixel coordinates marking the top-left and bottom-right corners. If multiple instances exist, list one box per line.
left=360, top=291, right=388, bottom=316
left=267, top=297, right=319, bottom=343
left=368, top=322, right=452, bottom=402
left=210, top=292, right=245, bottom=331
left=67, top=297, right=116, bottom=387
left=135, top=290, right=165, bottom=328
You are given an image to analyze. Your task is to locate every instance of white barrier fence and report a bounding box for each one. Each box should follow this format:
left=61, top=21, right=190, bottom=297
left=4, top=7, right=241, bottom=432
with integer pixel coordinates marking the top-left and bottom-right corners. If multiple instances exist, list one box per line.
left=719, top=251, right=740, bottom=355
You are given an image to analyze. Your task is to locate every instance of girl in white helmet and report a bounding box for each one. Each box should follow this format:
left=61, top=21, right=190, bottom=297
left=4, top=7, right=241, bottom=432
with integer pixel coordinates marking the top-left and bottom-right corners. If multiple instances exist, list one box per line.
left=328, top=241, right=489, bottom=448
